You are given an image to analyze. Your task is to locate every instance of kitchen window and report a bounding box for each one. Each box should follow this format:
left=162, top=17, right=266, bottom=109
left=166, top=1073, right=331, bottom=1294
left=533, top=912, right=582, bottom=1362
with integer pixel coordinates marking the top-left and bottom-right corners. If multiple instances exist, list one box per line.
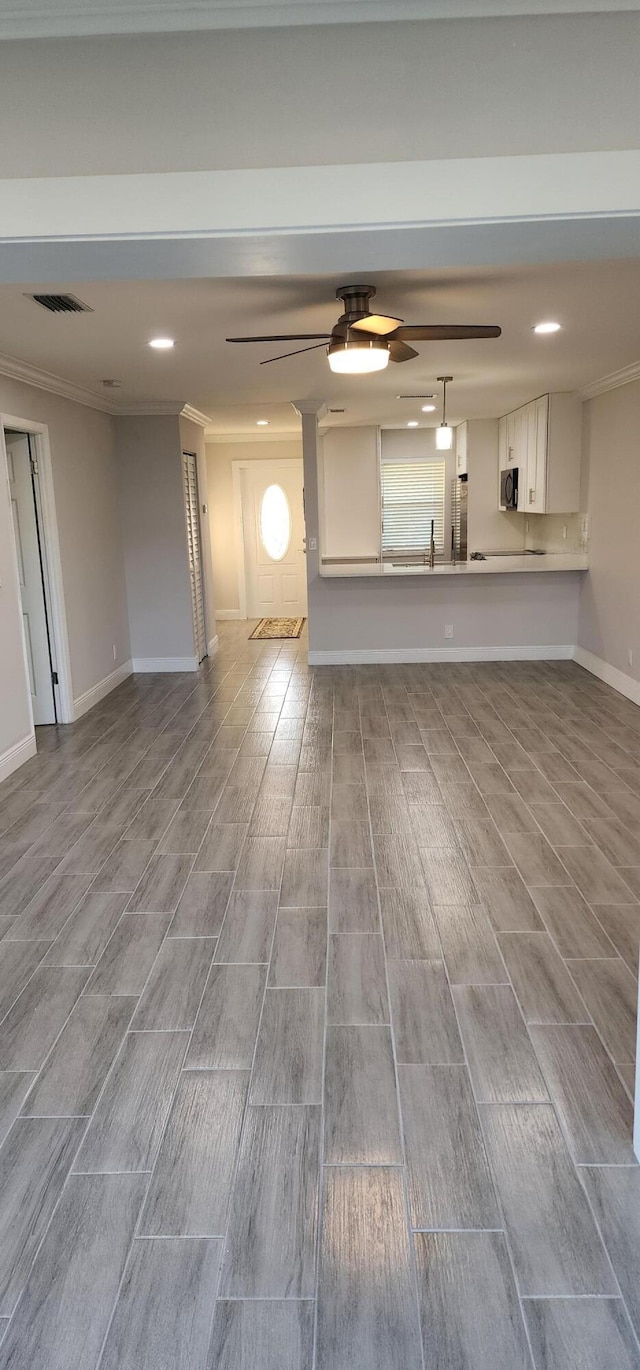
left=381, top=460, right=446, bottom=554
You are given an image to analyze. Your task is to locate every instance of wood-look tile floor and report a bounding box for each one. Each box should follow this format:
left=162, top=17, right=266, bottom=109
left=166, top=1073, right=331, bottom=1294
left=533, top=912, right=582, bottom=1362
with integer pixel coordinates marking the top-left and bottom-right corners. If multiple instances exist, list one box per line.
left=1, top=621, right=640, bottom=1367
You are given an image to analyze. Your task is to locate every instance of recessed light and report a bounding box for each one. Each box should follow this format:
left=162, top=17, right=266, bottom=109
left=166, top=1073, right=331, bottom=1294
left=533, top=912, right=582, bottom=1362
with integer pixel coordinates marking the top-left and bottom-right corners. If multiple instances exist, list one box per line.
left=533, top=321, right=561, bottom=334
left=148, top=337, right=175, bottom=349
left=407, top=421, right=419, bottom=428
left=256, top=419, right=269, bottom=426
left=421, top=403, right=436, bottom=413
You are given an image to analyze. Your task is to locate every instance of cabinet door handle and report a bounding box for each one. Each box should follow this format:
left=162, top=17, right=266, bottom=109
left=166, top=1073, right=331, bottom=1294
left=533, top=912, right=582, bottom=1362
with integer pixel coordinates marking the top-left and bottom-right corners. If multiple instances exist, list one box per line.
left=529, top=489, right=535, bottom=504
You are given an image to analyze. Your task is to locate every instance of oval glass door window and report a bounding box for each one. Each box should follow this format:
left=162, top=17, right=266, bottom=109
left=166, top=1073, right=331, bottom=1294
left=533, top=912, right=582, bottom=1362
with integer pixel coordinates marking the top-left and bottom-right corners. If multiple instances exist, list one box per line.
left=260, top=484, right=291, bottom=561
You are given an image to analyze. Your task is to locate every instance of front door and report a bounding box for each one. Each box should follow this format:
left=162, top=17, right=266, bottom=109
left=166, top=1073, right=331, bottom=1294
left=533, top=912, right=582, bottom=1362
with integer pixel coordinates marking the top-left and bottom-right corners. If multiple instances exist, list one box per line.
left=240, top=459, right=307, bottom=618
left=5, top=431, right=57, bottom=725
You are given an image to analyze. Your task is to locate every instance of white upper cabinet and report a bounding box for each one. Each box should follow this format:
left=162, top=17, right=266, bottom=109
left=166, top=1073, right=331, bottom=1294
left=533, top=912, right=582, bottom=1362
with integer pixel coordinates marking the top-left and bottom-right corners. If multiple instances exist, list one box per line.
left=524, top=395, right=547, bottom=515
left=505, top=408, right=526, bottom=467
left=499, top=393, right=582, bottom=513
left=498, top=415, right=507, bottom=472
left=455, top=421, right=468, bottom=475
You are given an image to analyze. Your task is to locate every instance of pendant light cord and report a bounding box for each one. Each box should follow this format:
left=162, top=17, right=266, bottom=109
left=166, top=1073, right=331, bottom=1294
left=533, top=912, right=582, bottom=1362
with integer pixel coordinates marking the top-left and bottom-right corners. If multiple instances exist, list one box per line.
left=437, top=375, right=452, bottom=428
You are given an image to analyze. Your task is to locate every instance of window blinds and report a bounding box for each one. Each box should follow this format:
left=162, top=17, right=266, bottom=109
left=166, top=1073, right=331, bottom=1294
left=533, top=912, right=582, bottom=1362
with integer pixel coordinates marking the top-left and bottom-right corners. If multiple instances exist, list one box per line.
left=381, top=461, right=446, bottom=553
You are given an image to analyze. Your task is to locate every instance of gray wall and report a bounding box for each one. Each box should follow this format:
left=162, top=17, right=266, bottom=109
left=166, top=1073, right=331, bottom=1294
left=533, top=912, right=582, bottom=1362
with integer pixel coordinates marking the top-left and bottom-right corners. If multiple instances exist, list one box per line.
left=0, top=376, right=130, bottom=765
left=206, top=437, right=302, bottom=615
left=117, top=415, right=194, bottom=663
left=307, top=569, right=582, bottom=657
left=1, top=14, right=639, bottom=177
left=577, top=379, right=640, bottom=684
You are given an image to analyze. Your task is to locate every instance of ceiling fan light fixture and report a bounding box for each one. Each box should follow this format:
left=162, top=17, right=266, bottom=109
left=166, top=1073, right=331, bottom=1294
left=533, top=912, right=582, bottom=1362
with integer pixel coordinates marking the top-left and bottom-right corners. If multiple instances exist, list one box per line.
left=327, top=337, right=389, bottom=374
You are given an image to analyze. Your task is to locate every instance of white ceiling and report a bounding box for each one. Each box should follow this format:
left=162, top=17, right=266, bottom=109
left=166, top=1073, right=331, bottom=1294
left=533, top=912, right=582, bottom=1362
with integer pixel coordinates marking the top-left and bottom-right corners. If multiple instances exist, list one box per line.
left=2, top=260, right=640, bottom=435
left=0, top=0, right=636, bottom=40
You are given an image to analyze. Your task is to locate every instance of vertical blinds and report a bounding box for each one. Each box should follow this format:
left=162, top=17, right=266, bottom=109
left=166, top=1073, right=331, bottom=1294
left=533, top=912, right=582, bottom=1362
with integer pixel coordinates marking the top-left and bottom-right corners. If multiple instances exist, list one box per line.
left=182, top=452, right=207, bottom=664
left=381, top=460, right=446, bottom=552
left=451, top=476, right=462, bottom=550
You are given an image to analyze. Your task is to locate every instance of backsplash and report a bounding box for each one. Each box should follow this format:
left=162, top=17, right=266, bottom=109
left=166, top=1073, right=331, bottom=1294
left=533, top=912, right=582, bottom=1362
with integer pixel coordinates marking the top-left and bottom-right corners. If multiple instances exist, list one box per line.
left=526, top=513, right=588, bottom=554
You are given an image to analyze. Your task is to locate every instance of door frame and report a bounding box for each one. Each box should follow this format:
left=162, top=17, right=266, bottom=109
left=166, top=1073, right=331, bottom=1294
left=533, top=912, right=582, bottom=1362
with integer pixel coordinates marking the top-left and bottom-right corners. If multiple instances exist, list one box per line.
left=1, top=415, right=74, bottom=726
left=231, top=456, right=305, bottom=621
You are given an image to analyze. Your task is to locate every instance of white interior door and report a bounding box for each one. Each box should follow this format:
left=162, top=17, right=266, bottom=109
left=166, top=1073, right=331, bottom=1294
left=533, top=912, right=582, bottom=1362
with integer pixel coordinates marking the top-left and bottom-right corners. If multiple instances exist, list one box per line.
left=240, top=459, right=307, bottom=618
left=6, top=432, right=56, bottom=725
left=182, top=452, right=207, bottom=663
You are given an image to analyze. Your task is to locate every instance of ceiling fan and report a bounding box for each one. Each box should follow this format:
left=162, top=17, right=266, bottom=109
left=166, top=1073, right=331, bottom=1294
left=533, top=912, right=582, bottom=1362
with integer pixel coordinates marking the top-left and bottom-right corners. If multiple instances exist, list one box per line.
left=226, top=284, right=501, bottom=374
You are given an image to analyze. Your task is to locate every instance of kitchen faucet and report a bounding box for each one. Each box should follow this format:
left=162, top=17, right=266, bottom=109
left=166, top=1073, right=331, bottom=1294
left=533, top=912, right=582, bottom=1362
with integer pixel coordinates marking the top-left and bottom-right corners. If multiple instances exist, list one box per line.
left=427, top=518, right=435, bottom=568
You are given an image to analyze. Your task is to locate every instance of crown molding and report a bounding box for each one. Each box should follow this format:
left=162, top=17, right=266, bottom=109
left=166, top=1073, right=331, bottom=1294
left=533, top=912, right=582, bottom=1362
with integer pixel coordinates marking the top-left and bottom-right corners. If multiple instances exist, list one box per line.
left=114, top=400, right=185, bottom=416
left=0, top=348, right=207, bottom=420
left=0, top=350, right=115, bottom=413
left=581, top=360, right=640, bottom=400
left=181, top=404, right=214, bottom=428
left=0, top=348, right=297, bottom=432
left=205, top=430, right=302, bottom=444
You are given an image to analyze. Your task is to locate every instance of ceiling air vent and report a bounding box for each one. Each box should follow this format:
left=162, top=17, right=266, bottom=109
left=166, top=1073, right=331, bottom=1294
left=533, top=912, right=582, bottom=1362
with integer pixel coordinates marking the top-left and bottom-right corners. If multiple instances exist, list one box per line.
left=26, top=293, right=93, bottom=314
left=396, top=393, right=435, bottom=400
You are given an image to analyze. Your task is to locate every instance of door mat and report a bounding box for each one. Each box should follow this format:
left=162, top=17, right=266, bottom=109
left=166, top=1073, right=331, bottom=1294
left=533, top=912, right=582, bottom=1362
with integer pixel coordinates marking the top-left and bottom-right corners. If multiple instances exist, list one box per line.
left=249, top=617, right=305, bottom=640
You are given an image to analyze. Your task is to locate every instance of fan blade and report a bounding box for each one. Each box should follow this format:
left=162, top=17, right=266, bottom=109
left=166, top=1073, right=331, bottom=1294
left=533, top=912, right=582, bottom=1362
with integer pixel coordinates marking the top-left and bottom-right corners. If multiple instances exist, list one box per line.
left=393, top=325, right=502, bottom=341
left=260, top=342, right=328, bottom=364
left=350, top=313, right=403, bottom=336
left=389, top=339, right=419, bottom=363
left=226, top=333, right=332, bottom=343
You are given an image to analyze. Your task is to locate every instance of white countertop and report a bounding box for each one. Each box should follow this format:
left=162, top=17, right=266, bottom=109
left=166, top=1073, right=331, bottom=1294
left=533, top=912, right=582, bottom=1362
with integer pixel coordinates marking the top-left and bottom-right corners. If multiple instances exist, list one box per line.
left=319, top=553, right=588, bottom=578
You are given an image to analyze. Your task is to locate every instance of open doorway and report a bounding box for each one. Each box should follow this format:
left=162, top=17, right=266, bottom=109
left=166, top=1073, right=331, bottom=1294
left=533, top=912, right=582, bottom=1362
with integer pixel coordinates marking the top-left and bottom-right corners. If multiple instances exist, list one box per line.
left=3, top=425, right=65, bottom=726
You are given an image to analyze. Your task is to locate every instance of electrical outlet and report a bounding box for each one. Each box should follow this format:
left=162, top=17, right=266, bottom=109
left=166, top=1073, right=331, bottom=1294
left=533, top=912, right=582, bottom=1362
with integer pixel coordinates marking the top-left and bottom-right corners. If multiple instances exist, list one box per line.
left=562, top=524, right=567, bottom=539
left=308, top=537, right=317, bottom=551
left=444, top=624, right=454, bottom=639
left=112, top=644, right=117, bottom=661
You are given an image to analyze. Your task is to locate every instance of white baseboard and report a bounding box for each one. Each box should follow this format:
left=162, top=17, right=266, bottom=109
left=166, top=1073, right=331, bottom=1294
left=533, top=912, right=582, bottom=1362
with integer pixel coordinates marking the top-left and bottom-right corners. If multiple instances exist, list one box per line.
left=131, top=656, right=199, bottom=673
left=0, top=732, right=37, bottom=784
left=207, top=635, right=219, bottom=656
left=216, top=609, right=242, bottom=621
left=73, top=660, right=133, bottom=720
left=573, top=645, right=640, bottom=706
left=307, top=644, right=575, bottom=666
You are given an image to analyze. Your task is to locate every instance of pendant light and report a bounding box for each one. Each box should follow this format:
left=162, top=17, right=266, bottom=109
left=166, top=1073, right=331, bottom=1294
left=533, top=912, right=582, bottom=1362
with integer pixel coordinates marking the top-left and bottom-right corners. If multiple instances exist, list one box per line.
left=435, top=375, right=453, bottom=450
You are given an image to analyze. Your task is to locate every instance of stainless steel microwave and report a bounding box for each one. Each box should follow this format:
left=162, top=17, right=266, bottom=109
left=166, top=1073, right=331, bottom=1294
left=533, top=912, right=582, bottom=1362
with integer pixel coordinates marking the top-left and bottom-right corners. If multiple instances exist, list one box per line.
left=500, top=467, right=519, bottom=510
